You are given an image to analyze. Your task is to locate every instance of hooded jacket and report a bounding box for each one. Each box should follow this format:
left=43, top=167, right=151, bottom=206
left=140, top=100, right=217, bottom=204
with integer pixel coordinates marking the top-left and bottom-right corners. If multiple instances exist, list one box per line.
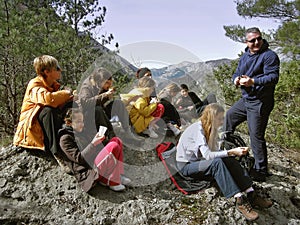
left=120, top=88, right=157, bottom=133
left=233, top=40, right=280, bottom=100
left=78, top=76, right=110, bottom=110
left=13, top=76, right=71, bottom=150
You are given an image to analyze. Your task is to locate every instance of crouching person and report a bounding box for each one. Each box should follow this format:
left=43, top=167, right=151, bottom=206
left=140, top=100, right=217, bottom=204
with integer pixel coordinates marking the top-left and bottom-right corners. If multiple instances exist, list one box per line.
left=13, top=55, right=74, bottom=172
left=176, top=103, right=272, bottom=221
left=58, top=108, right=131, bottom=192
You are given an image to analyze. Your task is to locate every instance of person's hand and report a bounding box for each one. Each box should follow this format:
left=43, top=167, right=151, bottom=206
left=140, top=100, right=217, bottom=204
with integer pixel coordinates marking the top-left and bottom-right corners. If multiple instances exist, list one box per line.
left=91, top=134, right=105, bottom=146
left=234, top=76, right=241, bottom=86
left=150, top=97, right=158, bottom=104
left=62, top=86, right=75, bottom=100
left=239, top=75, right=254, bottom=87
left=188, top=106, right=194, bottom=111
left=105, top=88, right=115, bottom=99
left=228, top=147, right=249, bottom=157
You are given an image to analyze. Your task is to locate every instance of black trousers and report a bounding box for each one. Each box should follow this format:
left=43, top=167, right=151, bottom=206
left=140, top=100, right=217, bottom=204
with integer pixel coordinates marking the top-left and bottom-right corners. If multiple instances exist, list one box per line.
left=103, top=99, right=132, bottom=130
left=160, top=99, right=181, bottom=126
left=38, top=106, right=63, bottom=155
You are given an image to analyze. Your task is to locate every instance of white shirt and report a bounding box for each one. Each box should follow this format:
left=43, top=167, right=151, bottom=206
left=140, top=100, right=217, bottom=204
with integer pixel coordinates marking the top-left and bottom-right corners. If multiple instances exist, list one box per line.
left=176, top=121, right=228, bottom=162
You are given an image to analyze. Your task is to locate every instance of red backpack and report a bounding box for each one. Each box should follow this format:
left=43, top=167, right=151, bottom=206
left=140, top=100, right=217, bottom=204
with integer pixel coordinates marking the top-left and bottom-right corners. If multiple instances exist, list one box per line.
left=156, top=142, right=211, bottom=195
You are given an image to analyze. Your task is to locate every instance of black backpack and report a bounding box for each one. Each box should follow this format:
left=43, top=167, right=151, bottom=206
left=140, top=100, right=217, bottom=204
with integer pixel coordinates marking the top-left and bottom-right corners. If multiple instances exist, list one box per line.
left=156, top=142, right=211, bottom=195
left=220, top=133, right=255, bottom=173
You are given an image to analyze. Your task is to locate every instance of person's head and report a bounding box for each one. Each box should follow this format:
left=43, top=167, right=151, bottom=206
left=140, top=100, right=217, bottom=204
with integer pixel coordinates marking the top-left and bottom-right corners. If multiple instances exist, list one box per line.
left=90, top=67, right=113, bottom=90
left=33, top=55, right=62, bottom=79
left=64, top=108, right=84, bottom=133
left=166, top=83, right=181, bottom=97
left=180, top=84, right=189, bottom=97
left=137, top=76, right=156, bottom=95
left=200, top=103, right=225, bottom=149
left=136, top=67, right=152, bottom=78
left=245, top=27, right=263, bottom=54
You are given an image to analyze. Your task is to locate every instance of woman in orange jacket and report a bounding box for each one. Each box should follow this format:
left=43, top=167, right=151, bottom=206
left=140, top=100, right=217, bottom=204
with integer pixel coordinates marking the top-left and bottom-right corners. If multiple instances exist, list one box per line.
left=13, top=55, right=74, bottom=159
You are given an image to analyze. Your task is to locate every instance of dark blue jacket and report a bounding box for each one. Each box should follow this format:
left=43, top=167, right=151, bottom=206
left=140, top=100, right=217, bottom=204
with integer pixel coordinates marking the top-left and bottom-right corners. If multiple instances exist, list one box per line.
left=233, top=40, right=280, bottom=100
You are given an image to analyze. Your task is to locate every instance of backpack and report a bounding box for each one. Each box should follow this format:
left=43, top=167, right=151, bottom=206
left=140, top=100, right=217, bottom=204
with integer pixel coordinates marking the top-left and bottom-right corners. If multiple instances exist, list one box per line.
left=156, top=142, right=211, bottom=195
left=220, top=133, right=255, bottom=173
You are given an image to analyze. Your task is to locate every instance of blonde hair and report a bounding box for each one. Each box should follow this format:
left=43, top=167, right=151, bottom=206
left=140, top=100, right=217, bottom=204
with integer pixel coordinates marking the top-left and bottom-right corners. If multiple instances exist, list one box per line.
left=157, top=83, right=180, bottom=98
left=137, top=76, right=156, bottom=88
left=200, top=103, right=224, bottom=150
left=33, top=55, right=59, bottom=78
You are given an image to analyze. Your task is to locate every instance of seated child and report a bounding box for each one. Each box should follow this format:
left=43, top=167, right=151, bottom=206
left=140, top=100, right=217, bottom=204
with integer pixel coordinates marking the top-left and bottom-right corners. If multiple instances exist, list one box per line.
left=58, top=108, right=131, bottom=192
left=175, top=84, right=198, bottom=122
left=120, top=76, right=164, bottom=138
left=157, top=83, right=182, bottom=137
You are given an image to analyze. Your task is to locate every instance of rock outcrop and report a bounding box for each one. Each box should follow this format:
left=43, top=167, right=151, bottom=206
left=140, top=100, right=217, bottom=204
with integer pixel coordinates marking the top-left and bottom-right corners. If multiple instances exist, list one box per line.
left=0, top=137, right=299, bottom=224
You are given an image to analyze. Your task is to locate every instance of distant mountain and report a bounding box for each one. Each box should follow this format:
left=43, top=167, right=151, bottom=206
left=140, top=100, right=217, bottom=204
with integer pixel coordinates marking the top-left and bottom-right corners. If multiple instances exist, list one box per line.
left=150, top=59, right=232, bottom=93
left=87, top=35, right=232, bottom=84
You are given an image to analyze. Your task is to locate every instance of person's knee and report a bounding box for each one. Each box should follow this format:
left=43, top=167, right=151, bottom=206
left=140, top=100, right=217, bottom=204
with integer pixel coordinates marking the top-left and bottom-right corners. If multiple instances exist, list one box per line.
left=110, top=137, right=123, bottom=146
left=106, top=139, right=122, bottom=155
left=39, top=106, right=56, bottom=117
left=211, top=158, right=225, bottom=169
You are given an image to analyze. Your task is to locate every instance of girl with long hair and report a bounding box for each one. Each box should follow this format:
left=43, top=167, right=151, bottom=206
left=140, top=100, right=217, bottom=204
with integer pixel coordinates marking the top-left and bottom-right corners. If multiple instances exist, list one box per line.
left=176, top=103, right=272, bottom=221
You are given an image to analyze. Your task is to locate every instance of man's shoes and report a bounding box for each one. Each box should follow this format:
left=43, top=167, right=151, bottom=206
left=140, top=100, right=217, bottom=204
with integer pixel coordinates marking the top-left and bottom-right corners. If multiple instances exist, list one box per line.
left=247, top=191, right=273, bottom=209
left=109, top=184, right=126, bottom=192
left=249, top=169, right=267, bottom=182
left=236, top=195, right=259, bottom=221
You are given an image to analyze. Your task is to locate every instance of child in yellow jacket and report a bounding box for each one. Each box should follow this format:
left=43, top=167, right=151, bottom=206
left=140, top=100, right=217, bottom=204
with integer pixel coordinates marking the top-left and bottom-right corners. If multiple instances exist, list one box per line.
left=121, top=76, right=164, bottom=138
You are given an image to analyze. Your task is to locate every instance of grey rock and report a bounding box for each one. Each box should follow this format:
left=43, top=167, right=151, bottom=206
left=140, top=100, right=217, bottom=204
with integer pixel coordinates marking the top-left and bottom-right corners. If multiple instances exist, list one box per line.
left=0, top=140, right=299, bottom=225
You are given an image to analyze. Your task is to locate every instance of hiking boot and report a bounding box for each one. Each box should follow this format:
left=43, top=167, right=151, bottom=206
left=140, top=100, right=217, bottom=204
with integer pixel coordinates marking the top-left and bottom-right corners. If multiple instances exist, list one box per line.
left=250, top=169, right=266, bottom=182
left=247, top=191, right=273, bottom=208
left=236, top=195, right=259, bottom=221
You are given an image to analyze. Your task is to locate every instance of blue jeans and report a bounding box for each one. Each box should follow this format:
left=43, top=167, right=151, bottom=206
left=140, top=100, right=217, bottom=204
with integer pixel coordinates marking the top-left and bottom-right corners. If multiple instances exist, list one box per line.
left=224, top=98, right=274, bottom=172
left=179, top=157, right=252, bottom=198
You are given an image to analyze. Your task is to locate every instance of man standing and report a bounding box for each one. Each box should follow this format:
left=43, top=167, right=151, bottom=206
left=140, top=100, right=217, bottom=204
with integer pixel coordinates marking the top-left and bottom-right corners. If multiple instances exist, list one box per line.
left=224, top=27, right=280, bottom=182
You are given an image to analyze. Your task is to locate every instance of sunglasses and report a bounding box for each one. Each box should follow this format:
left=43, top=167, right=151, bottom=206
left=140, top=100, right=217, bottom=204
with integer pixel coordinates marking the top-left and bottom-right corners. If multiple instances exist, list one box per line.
left=246, top=36, right=262, bottom=43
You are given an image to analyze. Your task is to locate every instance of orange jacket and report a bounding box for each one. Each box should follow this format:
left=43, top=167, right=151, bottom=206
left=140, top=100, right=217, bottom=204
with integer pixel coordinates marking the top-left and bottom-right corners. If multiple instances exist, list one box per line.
left=13, top=76, right=71, bottom=150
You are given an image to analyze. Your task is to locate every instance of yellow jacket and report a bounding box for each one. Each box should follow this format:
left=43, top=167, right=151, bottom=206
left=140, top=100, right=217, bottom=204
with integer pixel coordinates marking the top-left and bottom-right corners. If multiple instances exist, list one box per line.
left=120, top=88, right=157, bottom=133
left=13, top=76, right=71, bottom=150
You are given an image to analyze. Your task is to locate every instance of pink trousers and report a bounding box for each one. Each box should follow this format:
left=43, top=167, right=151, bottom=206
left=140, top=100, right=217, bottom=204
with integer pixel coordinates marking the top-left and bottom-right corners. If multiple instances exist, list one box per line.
left=94, top=137, right=124, bottom=186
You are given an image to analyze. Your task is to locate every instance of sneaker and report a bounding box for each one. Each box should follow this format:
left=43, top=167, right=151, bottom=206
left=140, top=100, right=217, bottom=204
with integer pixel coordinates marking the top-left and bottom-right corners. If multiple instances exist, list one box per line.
left=247, top=192, right=273, bottom=208
left=121, top=175, right=132, bottom=185
left=167, top=123, right=181, bottom=137
left=143, top=128, right=158, bottom=138
left=250, top=169, right=267, bottom=182
left=236, top=195, right=259, bottom=221
left=99, top=181, right=108, bottom=187
left=123, top=128, right=144, bottom=141
left=109, top=184, right=126, bottom=192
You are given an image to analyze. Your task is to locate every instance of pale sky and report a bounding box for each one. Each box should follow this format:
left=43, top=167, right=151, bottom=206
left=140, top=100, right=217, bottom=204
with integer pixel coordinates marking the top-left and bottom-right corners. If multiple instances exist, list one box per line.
left=98, top=0, right=280, bottom=67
